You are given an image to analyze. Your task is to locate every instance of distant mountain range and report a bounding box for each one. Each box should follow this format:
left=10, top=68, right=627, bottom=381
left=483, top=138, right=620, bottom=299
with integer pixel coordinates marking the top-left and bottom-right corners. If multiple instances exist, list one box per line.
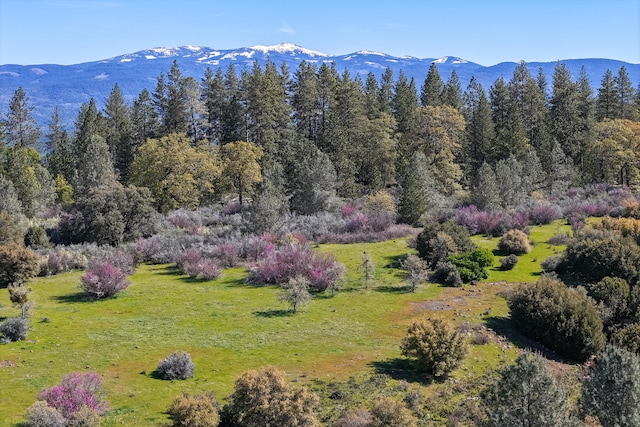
left=0, top=42, right=638, bottom=129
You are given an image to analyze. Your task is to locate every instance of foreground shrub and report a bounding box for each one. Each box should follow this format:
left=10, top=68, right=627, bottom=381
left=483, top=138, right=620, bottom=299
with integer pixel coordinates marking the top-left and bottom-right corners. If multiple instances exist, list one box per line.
left=581, top=345, right=640, bottom=427
left=498, top=229, right=531, bottom=254
left=400, top=318, right=467, bottom=378
left=167, top=391, right=220, bottom=427
left=80, top=260, right=129, bottom=299
left=369, top=396, right=418, bottom=427
left=499, top=254, right=519, bottom=270
left=334, top=409, right=372, bottom=427
left=432, top=261, right=463, bottom=287
left=38, top=372, right=108, bottom=421
left=564, top=236, right=640, bottom=284
left=182, top=258, right=222, bottom=281
left=481, top=352, right=573, bottom=427
left=222, top=366, right=320, bottom=427
left=0, top=317, right=29, bottom=343
left=0, top=243, right=40, bottom=286
left=508, top=276, right=605, bottom=361
left=24, top=401, right=66, bottom=427
left=156, top=351, right=195, bottom=380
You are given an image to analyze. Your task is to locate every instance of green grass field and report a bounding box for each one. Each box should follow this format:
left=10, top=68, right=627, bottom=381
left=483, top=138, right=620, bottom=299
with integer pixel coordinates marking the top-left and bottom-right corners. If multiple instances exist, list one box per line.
left=0, top=223, right=570, bottom=426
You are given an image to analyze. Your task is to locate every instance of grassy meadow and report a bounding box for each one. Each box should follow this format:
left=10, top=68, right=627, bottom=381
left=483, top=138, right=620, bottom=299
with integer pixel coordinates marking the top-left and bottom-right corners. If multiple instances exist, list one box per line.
left=0, top=221, right=571, bottom=426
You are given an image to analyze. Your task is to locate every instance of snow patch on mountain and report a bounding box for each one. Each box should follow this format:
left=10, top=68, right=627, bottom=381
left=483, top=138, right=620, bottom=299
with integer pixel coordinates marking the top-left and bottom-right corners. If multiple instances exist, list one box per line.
left=31, top=68, right=48, bottom=75
left=250, top=43, right=328, bottom=57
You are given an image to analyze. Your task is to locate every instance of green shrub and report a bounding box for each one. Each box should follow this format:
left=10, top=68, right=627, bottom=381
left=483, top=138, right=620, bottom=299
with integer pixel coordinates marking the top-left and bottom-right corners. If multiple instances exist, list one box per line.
left=0, top=243, right=40, bottom=286
left=508, top=276, right=605, bottom=361
left=156, top=351, right=195, bottom=380
left=447, top=248, right=494, bottom=283
left=498, top=229, right=531, bottom=254
left=24, top=226, right=49, bottom=247
left=416, top=220, right=475, bottom=267
left=167, top=392, right=220, bottom=427
left=400, top=318, right=467, bottom=378
left=499, top=254, right=519, bottom=270
left=564, top=236, right=640, bottom=284
left=612, top=323, right=640, bottom=354
left=369, top=396, right=417, bottom=427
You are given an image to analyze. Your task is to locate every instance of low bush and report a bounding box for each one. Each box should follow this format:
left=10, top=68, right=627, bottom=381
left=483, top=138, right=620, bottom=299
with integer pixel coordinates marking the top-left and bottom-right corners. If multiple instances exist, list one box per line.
left=528, top=204, right=562, bottom=225
left=156, top=351, right=195, bottom=380
left=500, top=254, right=519, bottom=270
left=0, top=243, right=40, bottom=286
left=24, top=401, right=66, bottom=427
left=498, top=229, right=531, bottom=255
left=167, top=391, right=220, bottom=427
left=182, top=258, right=222, bottom=281
left=213, top=242, right=240, bottom=267
left=541, top=255, right=565, bottom=273
left=369, top=396, right=418, bottom=427
left=400, top=318, right=467, bottom=378
left=0, top=317, right=29, bottom=343
left=38, top=372, right=108, bottom=421
left=432, top=261, right=463, bottom=287
left=42, top=248, right=86, bottom=276
left=24, top=226, right=49, bottom=248
left=448, top=248, right=494, bottom=283
left=80, top=260, right=129, bottom=299
left=508, top=275, right=605, bottom=361
left=416, top=220, right=475, bottom=266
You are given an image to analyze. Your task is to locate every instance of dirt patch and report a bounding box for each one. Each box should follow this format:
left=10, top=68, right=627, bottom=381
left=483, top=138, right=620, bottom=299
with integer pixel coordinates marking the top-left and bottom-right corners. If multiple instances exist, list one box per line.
left=0, top=360, right=15, bottom=367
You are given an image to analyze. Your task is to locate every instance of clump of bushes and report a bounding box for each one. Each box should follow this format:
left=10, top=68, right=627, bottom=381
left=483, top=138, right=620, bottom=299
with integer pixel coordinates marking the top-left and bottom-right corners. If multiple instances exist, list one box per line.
left=400, top=318, right=467, bottom=378
left=432, top=261, right=463, bottom=287
left=500, top=254, right=519, bottom=270
left=167, top=392, right=220, bottom=427
left=36, top=372, right=108, bottom=423
left=0, top=317, right=29, bottom=343
left=528, top=203, right=562, bottom=225
left=0, top=243, right=40, bottom=286
left=508, top=275, right=605, bottom=361
left=416, top=220, right=475, bottom=267
left=156, top=351, right=195, bottom=380
left=498, top=229, right=531, bottom=255
left=448, top=248, right=494, bottom=283
left=80, top=259, right=129, bottom=299
left=249, top=241, right=345, bottom=292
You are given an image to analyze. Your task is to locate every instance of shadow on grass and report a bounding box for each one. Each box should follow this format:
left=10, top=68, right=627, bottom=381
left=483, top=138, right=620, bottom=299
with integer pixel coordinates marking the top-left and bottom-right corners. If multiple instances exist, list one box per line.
left=253, top=309, right=294, bottom=318
left=369, top=358, right=435, bottom=385
left=382, top=253, right=406, bottom=269
left=374, top=284, right=414, bottom=294
left=53, top=292, right=91, bottom=303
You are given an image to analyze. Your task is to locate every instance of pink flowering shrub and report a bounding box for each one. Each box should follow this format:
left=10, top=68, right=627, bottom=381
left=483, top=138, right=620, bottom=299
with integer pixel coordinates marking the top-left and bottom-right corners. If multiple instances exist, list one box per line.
left=182, top=258, right=222, bottom=280
left=249, top=242, right=345, bottom=292
left=214, top=242, right=240, bottom=267
left=37, top=372, right=108, bottom=421
left=529, top=204, right=562, bottom=225
left=80, top=260, right=129, bottom=299
left=242, top=236, right=276, bottom=262
left=132, top=237, right=163, bottom=263
left=341, top=202, right=359, bottom=218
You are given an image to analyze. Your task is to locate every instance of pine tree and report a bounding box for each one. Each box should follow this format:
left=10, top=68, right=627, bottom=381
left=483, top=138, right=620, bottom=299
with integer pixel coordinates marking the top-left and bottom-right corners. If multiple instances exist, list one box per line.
left=377, top=67, right=394, bottom=115
left=472, top=161, right=500, bottom=210
left=364, top=72, right=382, bottom=118
left=596, top=69, right=617, bottom=120
left=398, top=152, right=428, bottom=225
left=316, top=62, right=339, bottom=150
left=130, top=88, right=159, bottom=152
left=44, top=107, right=75, bottom=185
left=72, top=98, right=107, bottom=161
left=581, top=345, right=640, bottom=427
left=575, top=66, right=596, bottom=172
left=420, top=62, right=444, bottom=106
left=520, top=147, right=546, bottom=195
left=288, top=140, right=337, bottom=215
left=495, top=155, right=524, bottom=208
left=3, top=87, right=41, bottom=149
left=615, top=66, right=636, bottom=120
left=442, top=70, right=462, bottom=111
left=181, top=76, right=206, bottom=143
left=221, top=63, right=245, bottom=144
left=550, top=63, right=583, bottom=166
left=549, top=141, right=572, bottom=197
left=463, top=77, right=495, bottom=182
left=201, top=67, right=226, bottom=143
left=291, top=61, right=320, bottom=142
left=482, top=353, right=573, bottom=427
left=76, top=135, right=118, bottom=194
left=104, top=83, right=133, bottom=180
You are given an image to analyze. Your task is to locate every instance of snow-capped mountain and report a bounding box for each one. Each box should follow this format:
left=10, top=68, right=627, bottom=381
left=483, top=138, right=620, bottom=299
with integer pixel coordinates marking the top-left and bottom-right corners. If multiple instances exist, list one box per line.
left=0, top=43, right=637, bottom=128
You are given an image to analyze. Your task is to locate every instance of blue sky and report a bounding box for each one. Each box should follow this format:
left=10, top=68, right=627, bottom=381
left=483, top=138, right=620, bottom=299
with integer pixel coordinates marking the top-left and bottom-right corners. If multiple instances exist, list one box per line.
left=1, top=0, right=638, bottom=66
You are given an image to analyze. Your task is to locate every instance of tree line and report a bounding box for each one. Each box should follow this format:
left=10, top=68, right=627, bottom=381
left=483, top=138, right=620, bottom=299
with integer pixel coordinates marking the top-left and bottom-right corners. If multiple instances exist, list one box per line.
left=1, top=58, right=639, bottom=227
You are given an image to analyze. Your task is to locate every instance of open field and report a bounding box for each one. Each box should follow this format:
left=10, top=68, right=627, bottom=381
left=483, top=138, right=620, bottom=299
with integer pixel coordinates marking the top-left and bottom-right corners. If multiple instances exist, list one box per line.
left=0, top=222, right=570, bottom=425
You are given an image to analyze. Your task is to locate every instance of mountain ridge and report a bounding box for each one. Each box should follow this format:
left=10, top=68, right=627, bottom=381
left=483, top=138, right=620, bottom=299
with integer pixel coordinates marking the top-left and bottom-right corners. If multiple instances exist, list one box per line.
left=1, top=42, right=638, bottom=129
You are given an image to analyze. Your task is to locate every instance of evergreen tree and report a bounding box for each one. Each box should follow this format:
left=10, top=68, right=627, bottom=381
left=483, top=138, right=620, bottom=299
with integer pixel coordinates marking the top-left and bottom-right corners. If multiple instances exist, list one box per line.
left=76, top=135, right=118, bottom=194
left=420, top=62, right=444, bottom=106
left=482, top=353, right=573, bottom=427
left=596, top=69, right=617, bottom=121
left=3, top=147, right=54, bottom=217
left=574, top=66, right=596, bottom=173
left=316, top=62, right=339, bottom=150
left=550, top=63, right=583, bottom=166
left=291, top=61, right=320, bottom=143
left=104, top=83, right=133, bottom=180
left=359, top=112, right=397, bottom=190
left=289, top=141, right=337, bottom=215
left=398, top=152, right=428, bottom=225
left=181, top=76, right=206, bottom=143
left=615, top=66, right=636, bottom=120
left=72, top=98, right=107, bottom=161
left=520, top=147, right=546, bottom=195
left=201, top=67, right=226, bottom=143
left=44, top=107, right=75, bottom=185
left=243, top=164, right=288, bottom=234
left=221, top=63, right=245, bottom=144
left=3, top=87, right=41, bottom=149
left=153, top=60, right=190, bottom=136
left=491, top=77, right=528, bottom=162
left=442, top=70, right=462, bottom=111
left=549, top=141, right=573, bottom=197
left=364, top=72, right=382, bottom=119
left=463, top=77, right=494, bottom=182
left=377, top=67, right=394, bottom=115
left=581, top=345, right=640, bottom=427
left=495, top=154, right=524, bottom=208
left=130, top=88, right=159, bottom=153
left=472, top=161, right=500, bottom=210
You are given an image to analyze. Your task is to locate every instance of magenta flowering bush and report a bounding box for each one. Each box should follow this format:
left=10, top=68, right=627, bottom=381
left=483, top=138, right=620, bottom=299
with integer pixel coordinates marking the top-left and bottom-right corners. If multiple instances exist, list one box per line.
left=214, top=242, right=240, bottom=267
left=182, top=258, right=222, bottom=280
left=528, top=204, right=562, bottom=225
left=249, top=242, right=345, bottom=292
left=80, top=260, right=129, bottom=299
left=37, top=372, right=108, bottom=421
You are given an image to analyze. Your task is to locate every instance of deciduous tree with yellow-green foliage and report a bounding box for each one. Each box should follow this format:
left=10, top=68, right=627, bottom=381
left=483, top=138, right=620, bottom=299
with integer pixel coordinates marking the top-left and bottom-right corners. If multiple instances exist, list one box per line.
left=129, top=133, right=221, bottom=212
left=219, top=141, right=263, bottom=205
